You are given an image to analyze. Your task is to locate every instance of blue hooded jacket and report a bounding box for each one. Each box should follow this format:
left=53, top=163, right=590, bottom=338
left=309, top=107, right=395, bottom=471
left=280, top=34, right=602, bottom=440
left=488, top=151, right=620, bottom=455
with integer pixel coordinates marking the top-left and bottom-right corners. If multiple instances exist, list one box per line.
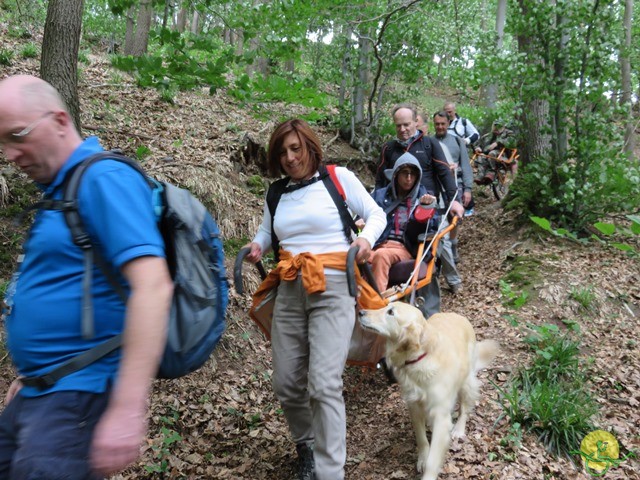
left=371, top=152, right=438, bottom=254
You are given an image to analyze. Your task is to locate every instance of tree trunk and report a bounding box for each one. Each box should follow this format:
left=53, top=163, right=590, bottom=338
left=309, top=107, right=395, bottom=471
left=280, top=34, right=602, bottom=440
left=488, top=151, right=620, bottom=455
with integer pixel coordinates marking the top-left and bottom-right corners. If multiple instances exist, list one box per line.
left=338, top=25, right=353, bottom=109
left=130, top=0, right=153, bottom=57
left=516, top=0, right=551, bottom=168
left=552, top=9, right=569, bottom=163
left=621, top=0, right=635, bottom=157
left=162, top=0, right=171, bottom=30
left=124, top=5, right=136, bottom=55
left=246, top=0, right=268, bottom=77
left=354, top=32, right=370, bottom=125
left=40, top=0, right=84, bottom=132
left=176, top=5, right=187, bottom=32
left=485, top=0, right=506, bottom=109
left=190, top=10, right=200, bottom=35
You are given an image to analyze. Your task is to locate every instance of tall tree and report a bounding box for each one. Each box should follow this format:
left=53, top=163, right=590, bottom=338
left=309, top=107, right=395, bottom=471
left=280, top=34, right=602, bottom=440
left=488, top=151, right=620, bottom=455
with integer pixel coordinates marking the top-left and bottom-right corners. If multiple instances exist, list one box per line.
left=41, top=0, right=84, bottom=132
left=129, top=0, right=153, bottom=56
left=621, top=0, right=635, bottom=157
left=485, top=0, right=506, bottom=109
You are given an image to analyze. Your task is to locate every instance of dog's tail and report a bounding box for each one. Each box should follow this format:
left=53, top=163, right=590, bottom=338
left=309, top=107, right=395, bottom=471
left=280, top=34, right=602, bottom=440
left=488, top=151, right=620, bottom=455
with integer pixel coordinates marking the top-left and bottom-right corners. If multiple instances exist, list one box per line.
left=475, top=340, right=500, bottom=371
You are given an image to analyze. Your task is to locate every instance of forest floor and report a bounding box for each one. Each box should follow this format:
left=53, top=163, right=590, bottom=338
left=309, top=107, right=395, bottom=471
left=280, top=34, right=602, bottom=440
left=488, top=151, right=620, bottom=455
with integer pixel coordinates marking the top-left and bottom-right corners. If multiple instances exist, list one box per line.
left=1, top=28, right=639, bottom=480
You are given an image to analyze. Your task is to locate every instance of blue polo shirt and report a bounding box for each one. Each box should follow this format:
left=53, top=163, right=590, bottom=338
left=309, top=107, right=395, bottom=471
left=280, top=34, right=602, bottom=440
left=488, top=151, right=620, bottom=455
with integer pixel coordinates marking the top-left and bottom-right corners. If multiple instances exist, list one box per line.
left=6, top=137, right=165, bottom=397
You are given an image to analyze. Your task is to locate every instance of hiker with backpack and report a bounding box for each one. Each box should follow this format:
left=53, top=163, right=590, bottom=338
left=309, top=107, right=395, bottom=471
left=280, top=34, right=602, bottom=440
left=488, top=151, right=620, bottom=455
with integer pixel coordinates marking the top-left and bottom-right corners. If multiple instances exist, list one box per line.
left=243, top=118, right=386, bottom=480
left=443, top=101, right=480, bottom=147
left=0, top=75, right=174, bottom=478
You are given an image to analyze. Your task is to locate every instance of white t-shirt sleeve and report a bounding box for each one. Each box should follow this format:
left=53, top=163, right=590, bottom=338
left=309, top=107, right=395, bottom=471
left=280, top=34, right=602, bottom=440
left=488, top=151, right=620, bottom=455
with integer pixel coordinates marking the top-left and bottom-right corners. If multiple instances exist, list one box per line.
left=335, top=167, right=386, bottom=248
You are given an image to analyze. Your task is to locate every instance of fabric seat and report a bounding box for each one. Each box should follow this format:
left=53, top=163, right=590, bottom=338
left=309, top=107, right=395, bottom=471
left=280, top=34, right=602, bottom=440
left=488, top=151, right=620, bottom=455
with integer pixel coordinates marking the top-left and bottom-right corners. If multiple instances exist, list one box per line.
left=387, top=253, right=433, bottom=287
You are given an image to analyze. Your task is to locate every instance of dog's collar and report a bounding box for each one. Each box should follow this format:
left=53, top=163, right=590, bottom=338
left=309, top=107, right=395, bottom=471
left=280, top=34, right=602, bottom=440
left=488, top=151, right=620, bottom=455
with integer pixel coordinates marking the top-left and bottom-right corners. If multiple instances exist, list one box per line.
left=403, top=352, right=428, bottom=366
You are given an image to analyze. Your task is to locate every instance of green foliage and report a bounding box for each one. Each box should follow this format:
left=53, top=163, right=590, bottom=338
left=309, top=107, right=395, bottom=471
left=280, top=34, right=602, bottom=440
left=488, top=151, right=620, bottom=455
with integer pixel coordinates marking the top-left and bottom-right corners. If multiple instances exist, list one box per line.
left=496, top=323, right=598, bottom=458
left=499, top=280, right=529, bottom=309
left=20, top=42, right=38, bottom=59
left=530, top=216, right=640, bottom=256
left=494, top=1, right=640, bottom=232
left=135, top=145, right=151, bottom=160
left=246, top=175, right=266, bottom=196
left=111, top=28, right=232, bottom=100
left=569, top=286, right=597, bottom=313
left=78, top=48, right=91, bottom=65
left=230, top=73, right=332, bottom=109
left=0, top=48, right=14, bottom=66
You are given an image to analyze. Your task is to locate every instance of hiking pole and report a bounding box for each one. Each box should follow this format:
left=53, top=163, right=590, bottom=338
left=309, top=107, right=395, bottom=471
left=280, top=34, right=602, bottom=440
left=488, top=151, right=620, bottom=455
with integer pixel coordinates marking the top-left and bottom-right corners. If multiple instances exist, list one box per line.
left=402, top=192, right=459, bottom=292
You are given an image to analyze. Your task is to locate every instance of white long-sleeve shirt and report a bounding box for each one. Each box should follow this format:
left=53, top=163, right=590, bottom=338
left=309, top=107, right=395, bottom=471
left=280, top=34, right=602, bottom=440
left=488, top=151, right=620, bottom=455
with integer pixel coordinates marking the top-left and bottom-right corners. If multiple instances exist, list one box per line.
left=253, top=167, right=386, bottom=272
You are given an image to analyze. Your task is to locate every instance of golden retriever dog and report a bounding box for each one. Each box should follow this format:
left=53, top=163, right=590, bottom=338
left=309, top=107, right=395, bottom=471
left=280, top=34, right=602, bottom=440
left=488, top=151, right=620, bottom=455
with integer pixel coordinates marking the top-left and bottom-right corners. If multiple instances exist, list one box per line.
left=358, top=302, right=499, bottom=480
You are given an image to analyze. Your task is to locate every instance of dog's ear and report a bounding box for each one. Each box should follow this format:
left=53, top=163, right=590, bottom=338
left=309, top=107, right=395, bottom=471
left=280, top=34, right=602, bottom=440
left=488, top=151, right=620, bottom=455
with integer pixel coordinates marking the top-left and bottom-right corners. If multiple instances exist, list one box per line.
left=397, top=323, right=420, bottom=354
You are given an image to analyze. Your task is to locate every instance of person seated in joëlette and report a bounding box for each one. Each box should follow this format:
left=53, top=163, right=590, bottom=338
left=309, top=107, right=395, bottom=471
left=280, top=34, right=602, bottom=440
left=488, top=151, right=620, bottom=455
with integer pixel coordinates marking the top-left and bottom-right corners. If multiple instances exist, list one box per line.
left=362, top=152, right=437, bottom=292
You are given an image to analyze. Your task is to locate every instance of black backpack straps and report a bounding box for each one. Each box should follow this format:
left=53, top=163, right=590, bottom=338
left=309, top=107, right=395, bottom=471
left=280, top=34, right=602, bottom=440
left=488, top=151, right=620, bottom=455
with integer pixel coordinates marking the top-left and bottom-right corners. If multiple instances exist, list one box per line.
left=320, top=165, right=358, bottom=243
left=20, top=334, right=122, bottom=390
left=266, top=167, right=358, bottom=262
left=265, top=177, right=289, bottom=262
left=62, top=152, right=147, bottom=338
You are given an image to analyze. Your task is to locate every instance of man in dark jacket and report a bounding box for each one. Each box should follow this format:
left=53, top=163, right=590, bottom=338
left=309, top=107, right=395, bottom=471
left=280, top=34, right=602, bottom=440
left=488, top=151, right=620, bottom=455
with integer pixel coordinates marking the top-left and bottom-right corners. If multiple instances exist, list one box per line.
left=375, top=103, right=464, bottom=218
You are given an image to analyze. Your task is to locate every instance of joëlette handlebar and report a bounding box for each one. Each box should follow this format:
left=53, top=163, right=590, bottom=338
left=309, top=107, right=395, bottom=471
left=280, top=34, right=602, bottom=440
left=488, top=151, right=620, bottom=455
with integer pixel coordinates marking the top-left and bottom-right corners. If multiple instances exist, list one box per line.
left=234, top=246, right=267, bottom=295
left=346, top=246, right=381, bottom=298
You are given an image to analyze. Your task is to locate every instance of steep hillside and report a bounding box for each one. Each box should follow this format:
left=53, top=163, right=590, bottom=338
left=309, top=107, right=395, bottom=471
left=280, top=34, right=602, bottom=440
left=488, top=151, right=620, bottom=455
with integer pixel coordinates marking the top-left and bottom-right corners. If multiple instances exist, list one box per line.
left=1, top=32, right=639, bottom=480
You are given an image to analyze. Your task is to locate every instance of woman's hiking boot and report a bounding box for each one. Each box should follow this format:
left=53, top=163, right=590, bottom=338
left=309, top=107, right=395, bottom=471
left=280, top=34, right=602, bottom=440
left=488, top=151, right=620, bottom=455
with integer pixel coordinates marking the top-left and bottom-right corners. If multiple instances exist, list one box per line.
left=296, top=443, right=315, bottom=480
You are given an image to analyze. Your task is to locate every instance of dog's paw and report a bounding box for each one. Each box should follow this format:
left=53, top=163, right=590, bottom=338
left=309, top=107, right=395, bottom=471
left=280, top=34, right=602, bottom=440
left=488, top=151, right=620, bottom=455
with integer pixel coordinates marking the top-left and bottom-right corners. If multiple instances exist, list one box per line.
left=416, top=449, right=429, bottom=473
left=451, top=424, right=467, bottom=439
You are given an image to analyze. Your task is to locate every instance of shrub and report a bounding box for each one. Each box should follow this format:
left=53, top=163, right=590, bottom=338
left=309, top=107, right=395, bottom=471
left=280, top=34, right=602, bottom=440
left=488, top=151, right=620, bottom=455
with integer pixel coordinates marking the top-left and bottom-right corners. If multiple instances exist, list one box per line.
left=0, top=48, right=14, bottom=66
left=20, top=42, right=38, bottom=59
left=496, top=323, right=598, bottom=458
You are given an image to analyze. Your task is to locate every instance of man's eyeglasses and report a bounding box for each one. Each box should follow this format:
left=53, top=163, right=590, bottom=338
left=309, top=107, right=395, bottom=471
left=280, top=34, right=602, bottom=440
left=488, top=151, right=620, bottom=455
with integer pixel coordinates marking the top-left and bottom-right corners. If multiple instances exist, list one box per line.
left=1, top=111, right=54, bottom=146
left=398, top=169, right=418, bottom=177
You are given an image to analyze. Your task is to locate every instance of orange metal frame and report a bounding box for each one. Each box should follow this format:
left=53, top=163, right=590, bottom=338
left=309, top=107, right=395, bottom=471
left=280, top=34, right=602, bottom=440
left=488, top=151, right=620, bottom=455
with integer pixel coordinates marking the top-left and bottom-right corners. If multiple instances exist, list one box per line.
left=380, top=215, right=459, bottom=304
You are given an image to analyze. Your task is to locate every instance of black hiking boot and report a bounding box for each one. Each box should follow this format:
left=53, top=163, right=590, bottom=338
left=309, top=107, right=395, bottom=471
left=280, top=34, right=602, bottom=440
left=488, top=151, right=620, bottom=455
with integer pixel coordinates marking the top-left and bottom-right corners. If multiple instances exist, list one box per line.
left=296, top=443, right=315, bottom=480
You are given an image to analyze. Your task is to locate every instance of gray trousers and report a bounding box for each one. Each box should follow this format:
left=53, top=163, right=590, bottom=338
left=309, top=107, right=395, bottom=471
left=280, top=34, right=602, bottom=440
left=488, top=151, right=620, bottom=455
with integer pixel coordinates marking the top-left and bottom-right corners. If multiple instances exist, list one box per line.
left=271, top=275, right=355, bottom=480
left=438, top=235, right=462, bottom=287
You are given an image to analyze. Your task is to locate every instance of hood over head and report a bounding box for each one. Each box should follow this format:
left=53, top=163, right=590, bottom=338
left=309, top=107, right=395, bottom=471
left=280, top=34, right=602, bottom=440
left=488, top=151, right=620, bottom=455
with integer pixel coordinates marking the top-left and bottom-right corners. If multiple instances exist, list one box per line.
left=383, top=152, right=422, bottom=201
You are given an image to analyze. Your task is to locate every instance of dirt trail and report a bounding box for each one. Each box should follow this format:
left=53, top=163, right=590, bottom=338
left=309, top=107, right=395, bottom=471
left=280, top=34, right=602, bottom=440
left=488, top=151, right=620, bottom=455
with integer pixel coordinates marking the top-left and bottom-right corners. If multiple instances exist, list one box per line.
left=113, top=191, right=639, bottom=479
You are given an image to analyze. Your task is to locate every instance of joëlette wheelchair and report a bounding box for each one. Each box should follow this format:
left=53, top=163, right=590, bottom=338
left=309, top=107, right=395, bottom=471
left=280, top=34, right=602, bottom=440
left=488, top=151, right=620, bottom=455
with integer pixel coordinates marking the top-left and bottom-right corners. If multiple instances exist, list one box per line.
left=346, top=206, right=458, bottom=318
left=471, top=147, right=519, bottom=200
left=234, top=205, right=459, bottom=324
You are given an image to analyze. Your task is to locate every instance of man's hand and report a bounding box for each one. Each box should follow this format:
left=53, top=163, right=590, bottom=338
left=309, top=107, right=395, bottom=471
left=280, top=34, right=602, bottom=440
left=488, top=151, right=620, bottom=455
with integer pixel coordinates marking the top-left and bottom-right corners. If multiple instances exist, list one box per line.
left=243, top=242, right=263, bottom=263
left=462, top=191, right=472, bottom=207
left=5, top=378, right=22, bottom=405
left=419, top=194, right=436, bottom=205
left=351, top=237, right=372, bottom=264
left=90, top=404, right=147, bottom=476
left=450, top=200, right=464, bottom=218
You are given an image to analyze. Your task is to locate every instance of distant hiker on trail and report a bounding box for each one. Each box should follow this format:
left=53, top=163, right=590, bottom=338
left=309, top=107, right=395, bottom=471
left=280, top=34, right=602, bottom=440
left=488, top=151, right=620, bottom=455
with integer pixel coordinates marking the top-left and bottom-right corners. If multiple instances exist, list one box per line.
left=243, top=118, right=386, bottom=480
left=432, top=111, right=472, bottom=292
left=0, top=75, right=173, bottom=478
left=416, top=112, right=428, bottom=135
left=474, top=119, right=517, bottom=184
left=443, top=101, right=480, bottom=147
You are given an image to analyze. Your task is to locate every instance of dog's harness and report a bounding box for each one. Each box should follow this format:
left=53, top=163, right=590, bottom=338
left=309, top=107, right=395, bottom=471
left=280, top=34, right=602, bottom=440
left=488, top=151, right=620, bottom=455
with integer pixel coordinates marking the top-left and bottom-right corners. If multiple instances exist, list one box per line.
left=403, top=352, right=428, bottom=366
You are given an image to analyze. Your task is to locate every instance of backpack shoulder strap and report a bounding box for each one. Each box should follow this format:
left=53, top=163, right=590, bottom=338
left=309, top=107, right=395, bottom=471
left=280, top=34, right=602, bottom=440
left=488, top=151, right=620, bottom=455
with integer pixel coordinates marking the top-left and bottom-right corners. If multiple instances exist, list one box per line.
left=321, top=165, right=358, bottom=241
left=61, top=152, right=148, bottom=338
left=265, top=177, right=289, bottom=262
